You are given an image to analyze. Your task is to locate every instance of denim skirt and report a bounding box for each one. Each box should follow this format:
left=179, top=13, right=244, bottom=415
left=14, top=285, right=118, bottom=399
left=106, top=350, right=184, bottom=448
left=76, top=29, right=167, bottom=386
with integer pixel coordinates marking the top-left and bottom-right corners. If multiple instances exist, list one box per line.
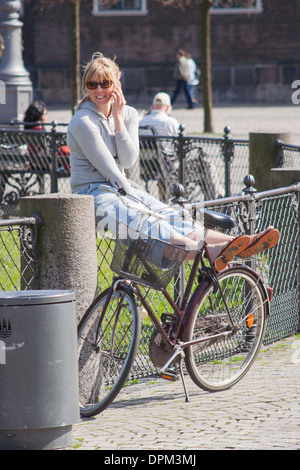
left=78, top=182, right=203, bottom=267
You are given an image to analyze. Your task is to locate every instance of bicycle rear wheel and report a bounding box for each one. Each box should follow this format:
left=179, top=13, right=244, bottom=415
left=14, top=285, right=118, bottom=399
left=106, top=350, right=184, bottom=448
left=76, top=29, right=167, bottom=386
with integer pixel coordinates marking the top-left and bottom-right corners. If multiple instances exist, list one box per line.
left=184, top=266, right=268, bottom=392
left=78, top=285, right=141, bottom=417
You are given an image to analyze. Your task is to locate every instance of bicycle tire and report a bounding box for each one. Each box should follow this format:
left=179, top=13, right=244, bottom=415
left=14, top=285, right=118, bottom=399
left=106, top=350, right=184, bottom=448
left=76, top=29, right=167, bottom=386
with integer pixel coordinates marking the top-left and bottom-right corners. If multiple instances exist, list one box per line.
left=78, top=285, right=141, bottom=417
left=184, top=265, right=268, bottom=392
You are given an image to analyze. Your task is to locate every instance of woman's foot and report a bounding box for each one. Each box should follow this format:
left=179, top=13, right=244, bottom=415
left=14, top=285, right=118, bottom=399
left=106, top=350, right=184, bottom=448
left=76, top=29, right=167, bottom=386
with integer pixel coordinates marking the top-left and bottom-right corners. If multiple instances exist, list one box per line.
left=213, top=235, right=251, bottom=271
left=238, top=227, right=280, bottom=258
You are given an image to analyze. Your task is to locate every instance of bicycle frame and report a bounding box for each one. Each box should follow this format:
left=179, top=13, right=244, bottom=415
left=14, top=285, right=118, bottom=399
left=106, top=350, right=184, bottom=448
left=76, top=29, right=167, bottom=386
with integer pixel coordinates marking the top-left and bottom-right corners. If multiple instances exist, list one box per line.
left=117, top=241, right=229, bottom=350
left=122, top=242, right=268, bottom=350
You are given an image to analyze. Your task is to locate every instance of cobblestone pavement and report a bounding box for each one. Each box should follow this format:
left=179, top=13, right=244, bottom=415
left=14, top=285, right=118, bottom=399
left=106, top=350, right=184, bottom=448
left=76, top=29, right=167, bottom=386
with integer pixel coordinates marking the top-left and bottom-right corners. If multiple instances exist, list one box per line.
left=66, top=336, right=300, bottom=451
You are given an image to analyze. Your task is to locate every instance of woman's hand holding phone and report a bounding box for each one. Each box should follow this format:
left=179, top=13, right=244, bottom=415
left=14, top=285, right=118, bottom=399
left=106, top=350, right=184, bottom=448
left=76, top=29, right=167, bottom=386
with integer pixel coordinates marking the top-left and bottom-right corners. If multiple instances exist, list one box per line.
left=111, top=86, right=126, bottom=131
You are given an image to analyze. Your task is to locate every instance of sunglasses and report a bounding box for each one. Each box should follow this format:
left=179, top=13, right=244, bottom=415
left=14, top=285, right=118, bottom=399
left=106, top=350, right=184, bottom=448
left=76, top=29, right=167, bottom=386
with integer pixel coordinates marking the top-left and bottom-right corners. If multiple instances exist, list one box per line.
left=86, top=79, right=113, bottom=90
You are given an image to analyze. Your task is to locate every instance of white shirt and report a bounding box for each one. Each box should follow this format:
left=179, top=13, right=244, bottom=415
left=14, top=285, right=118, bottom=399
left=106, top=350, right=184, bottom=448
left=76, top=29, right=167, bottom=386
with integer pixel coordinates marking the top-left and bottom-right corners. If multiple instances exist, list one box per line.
left=139, top=110, right=180, bottom=137
left=187, top=58, right=200, bottom=86
left=139, top=109, right=181, bottom=156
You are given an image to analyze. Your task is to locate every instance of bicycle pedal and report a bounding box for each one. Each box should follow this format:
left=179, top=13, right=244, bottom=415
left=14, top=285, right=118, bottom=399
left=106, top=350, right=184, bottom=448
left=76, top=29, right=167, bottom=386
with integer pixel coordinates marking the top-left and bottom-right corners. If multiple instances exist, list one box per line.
left=159, top=370, right=179, bottom=382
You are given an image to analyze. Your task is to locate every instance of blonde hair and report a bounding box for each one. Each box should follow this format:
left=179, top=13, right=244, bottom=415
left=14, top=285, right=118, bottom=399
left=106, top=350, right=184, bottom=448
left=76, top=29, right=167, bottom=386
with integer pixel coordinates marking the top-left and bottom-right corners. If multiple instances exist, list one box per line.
left=77, top=52, right=122, bottom=109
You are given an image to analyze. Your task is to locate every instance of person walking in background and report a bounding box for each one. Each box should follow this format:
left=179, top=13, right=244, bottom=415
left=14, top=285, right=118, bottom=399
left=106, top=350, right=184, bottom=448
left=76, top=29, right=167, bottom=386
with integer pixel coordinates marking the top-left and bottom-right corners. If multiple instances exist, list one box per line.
left=186, top=53, right=200, bottom=104
left=171, top=49, right=194, bottom=109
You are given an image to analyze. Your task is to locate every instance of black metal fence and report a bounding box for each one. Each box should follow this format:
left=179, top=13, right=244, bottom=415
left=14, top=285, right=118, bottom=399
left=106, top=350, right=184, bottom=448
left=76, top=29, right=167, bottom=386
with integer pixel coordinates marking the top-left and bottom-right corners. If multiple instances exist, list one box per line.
left=0, top=122, right=250, bottom=217
left=277, top=139, right=300, bottom=168
left=2, top=122, right=299, bottom=218
left=137, top=125, right=249, bottom=203
left=0, top=215, right=39, bottom=291
left=0, top=121, right=70, bottom=217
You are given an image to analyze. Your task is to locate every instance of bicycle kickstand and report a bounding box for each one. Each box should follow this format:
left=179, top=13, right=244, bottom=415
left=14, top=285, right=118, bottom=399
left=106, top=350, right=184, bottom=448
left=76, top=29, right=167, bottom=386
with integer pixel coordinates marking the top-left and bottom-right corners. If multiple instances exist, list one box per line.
left=159, top=346, right=190, bottom=403
left=179, top=354, right=190, bottom=403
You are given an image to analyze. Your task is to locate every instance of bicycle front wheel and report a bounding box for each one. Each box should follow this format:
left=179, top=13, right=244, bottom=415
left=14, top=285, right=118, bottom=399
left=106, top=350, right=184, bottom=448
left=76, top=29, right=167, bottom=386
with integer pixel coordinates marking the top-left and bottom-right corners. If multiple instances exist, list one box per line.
left=78, top=286, right=141, bottom=417
left=184, top=266, right=268, bottom=392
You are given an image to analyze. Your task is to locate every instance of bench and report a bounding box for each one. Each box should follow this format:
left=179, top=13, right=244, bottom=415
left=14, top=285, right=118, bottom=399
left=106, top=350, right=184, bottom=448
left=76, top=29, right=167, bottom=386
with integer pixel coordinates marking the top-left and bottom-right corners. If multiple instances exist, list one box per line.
left=0, top=133, right=70, bottom=215
left=139, top=126, right=216, bottom=203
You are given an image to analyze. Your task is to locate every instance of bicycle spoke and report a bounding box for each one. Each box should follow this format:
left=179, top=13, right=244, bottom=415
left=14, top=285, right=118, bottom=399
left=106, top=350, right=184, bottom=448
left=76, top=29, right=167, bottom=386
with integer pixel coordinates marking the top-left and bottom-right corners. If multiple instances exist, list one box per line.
left=78, top=287, right=141, bottom=417
left=185, top=266, right=267, bottom=391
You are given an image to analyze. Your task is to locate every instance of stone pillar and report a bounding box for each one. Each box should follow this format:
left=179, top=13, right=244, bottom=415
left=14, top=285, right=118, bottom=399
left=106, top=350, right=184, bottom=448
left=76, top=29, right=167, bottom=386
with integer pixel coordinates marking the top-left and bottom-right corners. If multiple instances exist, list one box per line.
left=249, top=132, right=292, bottom=192
left=19, top=194, right=98, bottom=322
left=0, top=0, right=32, bottom=123
left=270, top=168, right=300, bottom=189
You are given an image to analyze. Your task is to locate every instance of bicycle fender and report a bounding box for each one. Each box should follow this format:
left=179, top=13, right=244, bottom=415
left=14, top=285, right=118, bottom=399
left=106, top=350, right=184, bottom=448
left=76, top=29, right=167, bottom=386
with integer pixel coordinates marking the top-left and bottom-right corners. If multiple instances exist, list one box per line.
left=240, top=265, right=271, bottom=317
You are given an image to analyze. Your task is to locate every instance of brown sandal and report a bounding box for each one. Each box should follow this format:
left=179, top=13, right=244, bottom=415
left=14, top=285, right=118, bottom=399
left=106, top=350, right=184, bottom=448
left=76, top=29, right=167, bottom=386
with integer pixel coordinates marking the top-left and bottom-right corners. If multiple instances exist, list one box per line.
left=238, top=227, right=280, bottom=258
left=214, top=235, right=251, bottom=271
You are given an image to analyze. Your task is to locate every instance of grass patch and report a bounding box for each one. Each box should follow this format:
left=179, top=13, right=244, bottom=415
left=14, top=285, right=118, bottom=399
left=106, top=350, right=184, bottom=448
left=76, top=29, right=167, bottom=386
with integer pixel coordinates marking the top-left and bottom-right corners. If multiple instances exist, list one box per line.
left=0, top=228, right=22, bottom=290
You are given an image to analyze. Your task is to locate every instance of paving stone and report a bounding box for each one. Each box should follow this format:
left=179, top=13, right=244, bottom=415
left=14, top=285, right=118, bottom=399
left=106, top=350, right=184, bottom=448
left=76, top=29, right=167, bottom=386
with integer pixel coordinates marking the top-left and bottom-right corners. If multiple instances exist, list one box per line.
left=65, top=337, right=300, bottom=451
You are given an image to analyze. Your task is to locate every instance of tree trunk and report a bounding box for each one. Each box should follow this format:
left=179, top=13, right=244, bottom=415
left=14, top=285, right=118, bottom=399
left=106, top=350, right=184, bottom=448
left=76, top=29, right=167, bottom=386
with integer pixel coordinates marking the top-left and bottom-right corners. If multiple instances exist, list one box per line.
left=200, top=0, right=214, bottom=133
left=70, top=0, right=80, bottom=114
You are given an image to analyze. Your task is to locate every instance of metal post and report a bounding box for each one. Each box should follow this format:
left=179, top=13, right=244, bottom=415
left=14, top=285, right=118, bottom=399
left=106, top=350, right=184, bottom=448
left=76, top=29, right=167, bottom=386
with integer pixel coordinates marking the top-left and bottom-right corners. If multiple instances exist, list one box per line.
left=177, top=124, right=186, bottom=186
left=0, top=0, right=32, bottom=123
left=222, top=126, right=234, bottom=197
left=172, top=125, right=188, bottom=306
left=50, top=121, right=58, bottom=193
left=275, top=139, right=284, bottom=168
left=242, top=174, right=257, bottom=235
left=242, top=174, right=257, bottom=271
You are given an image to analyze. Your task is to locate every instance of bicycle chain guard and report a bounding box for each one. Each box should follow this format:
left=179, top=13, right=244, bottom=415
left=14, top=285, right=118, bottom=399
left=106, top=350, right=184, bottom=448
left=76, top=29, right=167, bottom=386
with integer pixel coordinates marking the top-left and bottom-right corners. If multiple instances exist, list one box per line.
left=149, top=330, right=178, bottom=368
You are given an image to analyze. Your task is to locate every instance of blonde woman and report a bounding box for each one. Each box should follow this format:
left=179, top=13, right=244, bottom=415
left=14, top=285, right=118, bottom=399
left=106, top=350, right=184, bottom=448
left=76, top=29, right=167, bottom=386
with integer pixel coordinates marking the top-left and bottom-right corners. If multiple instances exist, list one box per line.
left=67, top=53, right=279, bottom=271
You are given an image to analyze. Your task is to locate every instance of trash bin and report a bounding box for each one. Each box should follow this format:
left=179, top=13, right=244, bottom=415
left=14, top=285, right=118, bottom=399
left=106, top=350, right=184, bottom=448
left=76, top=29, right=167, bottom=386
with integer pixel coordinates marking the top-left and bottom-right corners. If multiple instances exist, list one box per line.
left=0, top=290, right=79, bottom=450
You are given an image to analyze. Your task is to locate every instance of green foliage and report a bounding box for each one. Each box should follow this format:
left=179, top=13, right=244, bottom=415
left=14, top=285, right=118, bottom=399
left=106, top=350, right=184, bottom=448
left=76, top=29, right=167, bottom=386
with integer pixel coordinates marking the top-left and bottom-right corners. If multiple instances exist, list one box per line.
left=0, top=229, right=21, bottom=291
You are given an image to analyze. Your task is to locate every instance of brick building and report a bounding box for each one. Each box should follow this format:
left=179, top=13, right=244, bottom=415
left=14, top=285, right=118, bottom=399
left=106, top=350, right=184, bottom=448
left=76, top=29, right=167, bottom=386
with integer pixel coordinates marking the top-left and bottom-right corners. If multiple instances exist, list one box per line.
left=21, top=0, right=300, bottom=106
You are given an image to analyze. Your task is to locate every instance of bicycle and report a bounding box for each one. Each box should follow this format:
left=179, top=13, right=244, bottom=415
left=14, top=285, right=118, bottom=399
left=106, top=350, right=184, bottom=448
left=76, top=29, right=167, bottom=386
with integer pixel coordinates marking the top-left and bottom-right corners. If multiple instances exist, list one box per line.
left=78, top=187, right=272, bottom=417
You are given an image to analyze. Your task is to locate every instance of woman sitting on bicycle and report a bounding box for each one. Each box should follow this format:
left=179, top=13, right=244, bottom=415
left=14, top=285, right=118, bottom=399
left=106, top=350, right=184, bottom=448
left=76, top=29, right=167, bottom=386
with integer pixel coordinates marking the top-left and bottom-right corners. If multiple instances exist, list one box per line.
left=67, top=52, right=279, bottom=272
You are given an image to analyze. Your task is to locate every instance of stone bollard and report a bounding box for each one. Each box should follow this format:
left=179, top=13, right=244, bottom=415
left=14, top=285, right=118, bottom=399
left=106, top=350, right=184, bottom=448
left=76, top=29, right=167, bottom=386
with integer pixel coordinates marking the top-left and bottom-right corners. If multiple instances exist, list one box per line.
left=20, top=194, right=98, bottom=322
left=249, top=132, right=292, bottom=192
left=270, top=168, right=300, bottom=189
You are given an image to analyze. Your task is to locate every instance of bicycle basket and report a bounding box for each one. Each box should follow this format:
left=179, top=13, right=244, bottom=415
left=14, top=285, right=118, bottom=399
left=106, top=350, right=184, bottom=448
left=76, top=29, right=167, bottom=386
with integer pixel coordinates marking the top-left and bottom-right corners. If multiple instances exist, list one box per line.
left=111, top=235, right=188, bottom=290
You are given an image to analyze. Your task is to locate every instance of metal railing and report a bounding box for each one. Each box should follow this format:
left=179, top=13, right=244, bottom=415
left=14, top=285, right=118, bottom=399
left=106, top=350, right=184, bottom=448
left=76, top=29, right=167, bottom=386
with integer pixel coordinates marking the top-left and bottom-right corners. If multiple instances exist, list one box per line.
left=277, top=140, right=300, bottom=168
left=137, top=126, right=249, bottom=203
left=0, top=123, right=250, bottom=216
left=1, top=124, right=300, bottom=219
left=0, top=215, right=40, bottom=291
left=1, top=121, right=299, bottom=378
left=0, top=121, right=70, bottom=216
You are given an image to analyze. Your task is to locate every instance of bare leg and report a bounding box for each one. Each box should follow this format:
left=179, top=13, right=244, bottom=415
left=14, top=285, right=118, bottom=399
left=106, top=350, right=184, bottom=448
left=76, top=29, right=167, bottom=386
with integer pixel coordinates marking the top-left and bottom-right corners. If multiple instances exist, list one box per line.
left=164, top=229, right=233, bottom=261
left=164, top=226, right=279, bottom=268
